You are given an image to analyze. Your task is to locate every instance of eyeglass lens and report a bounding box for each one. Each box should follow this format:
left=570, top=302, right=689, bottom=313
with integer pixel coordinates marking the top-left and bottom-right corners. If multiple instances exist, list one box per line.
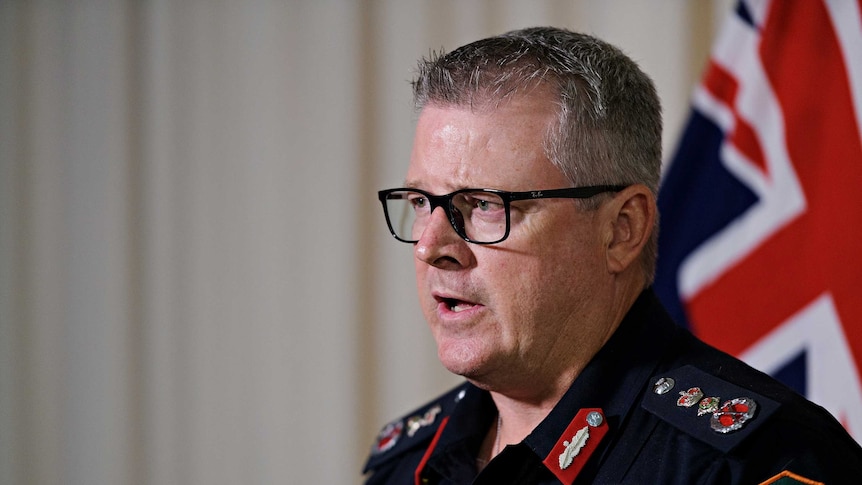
left=384, top=190, right=508, bottom=243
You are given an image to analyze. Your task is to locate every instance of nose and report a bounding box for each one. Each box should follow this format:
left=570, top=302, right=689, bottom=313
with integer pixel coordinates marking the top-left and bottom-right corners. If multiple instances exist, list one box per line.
left=414, top=207, right=473, bottom=269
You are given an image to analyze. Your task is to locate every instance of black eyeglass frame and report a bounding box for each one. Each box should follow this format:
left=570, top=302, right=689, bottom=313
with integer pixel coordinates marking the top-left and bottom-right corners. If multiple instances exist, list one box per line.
left=377, top=184, right=628, bottom=245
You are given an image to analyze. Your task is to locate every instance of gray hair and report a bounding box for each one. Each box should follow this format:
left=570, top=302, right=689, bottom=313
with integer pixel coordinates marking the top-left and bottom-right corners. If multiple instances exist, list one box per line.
left=412, top=26, right=662, bottom=283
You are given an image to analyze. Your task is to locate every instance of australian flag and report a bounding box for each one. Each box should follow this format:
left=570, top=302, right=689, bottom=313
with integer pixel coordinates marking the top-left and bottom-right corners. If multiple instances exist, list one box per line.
left=655, top=0, right=862, bottom=442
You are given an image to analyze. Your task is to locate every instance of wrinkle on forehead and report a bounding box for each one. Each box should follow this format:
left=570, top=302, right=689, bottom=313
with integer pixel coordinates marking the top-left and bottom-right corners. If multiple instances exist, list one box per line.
left=407, top=95, right=564, bottom=192
left=435, top=122, right=471, bottom=180
left=440, top=121, right=489, bottom=184
left=410, top=116, right=483, bottom=188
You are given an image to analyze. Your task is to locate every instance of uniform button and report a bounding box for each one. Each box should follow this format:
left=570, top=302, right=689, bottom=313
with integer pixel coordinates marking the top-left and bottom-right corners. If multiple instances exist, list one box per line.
left=586, top=411, right=604, bottom=427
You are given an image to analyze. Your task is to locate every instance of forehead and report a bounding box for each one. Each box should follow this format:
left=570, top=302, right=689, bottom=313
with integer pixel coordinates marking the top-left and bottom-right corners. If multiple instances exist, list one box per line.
left=406, top=94, right=569, bottom=192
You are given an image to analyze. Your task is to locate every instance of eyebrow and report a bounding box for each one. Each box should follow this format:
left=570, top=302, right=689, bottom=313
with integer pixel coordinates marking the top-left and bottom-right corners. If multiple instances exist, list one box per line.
left=400, top=180, right=466, bottom=192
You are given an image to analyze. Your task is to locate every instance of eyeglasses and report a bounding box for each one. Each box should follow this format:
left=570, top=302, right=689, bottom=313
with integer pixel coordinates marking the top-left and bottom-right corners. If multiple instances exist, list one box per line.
left=378, top=185, right=626, bottom=245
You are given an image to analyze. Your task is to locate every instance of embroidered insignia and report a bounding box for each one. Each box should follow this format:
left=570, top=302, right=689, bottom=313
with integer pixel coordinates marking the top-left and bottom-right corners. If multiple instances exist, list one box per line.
left=543, top=408, right=609, bottom=485
left=372, top=420, right=403, bottom=455
left=677, top=387, right=704, bottom=407
left=653, top=377, right=675, bottom=395
left=406, top=405, right=442, bottom=437
left=697, top=396, right=720, bottom=416
left=710, top=397, right=757, bottom=434
left=558, top=426, right=589, bottom=470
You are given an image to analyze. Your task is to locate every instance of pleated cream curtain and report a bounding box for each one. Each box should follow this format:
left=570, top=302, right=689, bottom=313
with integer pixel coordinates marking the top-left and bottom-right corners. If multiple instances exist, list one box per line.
left=0, top=1, right=727, bottom=483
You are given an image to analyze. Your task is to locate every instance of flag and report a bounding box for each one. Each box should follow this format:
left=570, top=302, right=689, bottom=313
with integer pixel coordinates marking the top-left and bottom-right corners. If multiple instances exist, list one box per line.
left=655, top=0, right=862, bottom=442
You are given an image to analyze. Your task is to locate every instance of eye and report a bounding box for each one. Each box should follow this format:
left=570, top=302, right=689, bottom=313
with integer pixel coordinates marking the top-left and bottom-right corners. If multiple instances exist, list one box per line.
left=468, top=194, right=503, bottom=212
left=408, top=195, right=426, bottom=207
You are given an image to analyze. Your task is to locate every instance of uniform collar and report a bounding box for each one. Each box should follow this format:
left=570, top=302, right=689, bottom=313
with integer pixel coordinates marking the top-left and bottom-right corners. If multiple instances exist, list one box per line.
left=426, top=289, right=678, bottom=482
left=423, top=383, right=496, bottom=480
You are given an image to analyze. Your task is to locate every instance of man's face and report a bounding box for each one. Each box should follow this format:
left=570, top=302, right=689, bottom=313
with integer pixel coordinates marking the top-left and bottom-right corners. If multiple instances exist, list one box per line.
left=405, top=93, right=613, bottom=392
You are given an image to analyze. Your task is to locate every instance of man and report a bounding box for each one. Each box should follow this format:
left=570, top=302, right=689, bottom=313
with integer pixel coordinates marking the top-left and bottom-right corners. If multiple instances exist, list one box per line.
left=364, top=27, right=862, bottom=484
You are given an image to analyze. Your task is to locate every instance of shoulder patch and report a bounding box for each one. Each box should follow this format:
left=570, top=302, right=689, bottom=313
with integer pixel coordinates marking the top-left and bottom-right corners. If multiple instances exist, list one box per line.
left=642, top=365, right=781, bottom=453
left=362, top=382, right=469, bottom=473
left=759, top=470, right=824, bottom=485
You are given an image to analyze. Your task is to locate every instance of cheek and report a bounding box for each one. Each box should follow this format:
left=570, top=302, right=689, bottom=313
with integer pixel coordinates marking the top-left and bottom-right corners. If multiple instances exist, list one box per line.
left=413, top=265, right=435, bottom=309
left=498, top=232, right=600, bottom=309
left=483, top=253, right=549, bottom=318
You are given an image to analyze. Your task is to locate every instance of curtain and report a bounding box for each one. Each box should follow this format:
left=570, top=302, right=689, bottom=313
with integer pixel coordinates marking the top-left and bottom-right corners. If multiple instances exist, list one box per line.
left=0, top=1, right=724, bottom=483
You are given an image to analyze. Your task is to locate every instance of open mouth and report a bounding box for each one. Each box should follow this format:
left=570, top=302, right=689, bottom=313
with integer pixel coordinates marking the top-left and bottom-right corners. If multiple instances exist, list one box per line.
left=438, top=296, right=477, bottom=313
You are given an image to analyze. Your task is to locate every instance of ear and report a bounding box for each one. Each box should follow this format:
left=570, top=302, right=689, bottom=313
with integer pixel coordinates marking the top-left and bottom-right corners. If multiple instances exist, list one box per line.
left=603, top=185, right=656, bottom=275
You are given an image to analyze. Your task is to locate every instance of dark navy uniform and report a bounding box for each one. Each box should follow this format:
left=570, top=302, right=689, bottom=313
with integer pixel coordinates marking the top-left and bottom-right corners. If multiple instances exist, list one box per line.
left=363, top=290, right=862, bottom=484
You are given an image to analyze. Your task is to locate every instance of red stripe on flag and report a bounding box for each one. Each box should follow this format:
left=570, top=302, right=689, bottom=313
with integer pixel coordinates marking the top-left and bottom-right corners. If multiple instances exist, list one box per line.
left=687, top=0, right=862, bottom=373
left=703, top=61, right=769, bottom=177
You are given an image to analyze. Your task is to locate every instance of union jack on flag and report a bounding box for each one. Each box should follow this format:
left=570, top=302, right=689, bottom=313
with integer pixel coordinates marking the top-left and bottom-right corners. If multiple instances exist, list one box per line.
left=655, top=0, right=862, bottom=442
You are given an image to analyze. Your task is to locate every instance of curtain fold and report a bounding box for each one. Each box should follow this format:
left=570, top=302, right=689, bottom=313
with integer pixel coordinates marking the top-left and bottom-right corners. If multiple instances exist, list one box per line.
left=0, top=1, right=718, bottom=483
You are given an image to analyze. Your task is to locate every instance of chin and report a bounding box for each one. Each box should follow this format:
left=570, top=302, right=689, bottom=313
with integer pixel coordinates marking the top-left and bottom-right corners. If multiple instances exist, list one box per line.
left=436, top=338, right=492, bottom=379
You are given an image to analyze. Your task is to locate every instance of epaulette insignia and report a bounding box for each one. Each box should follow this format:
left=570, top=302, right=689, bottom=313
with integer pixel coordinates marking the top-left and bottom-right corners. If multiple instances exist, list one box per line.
left=368, top=403, right=444, bottom=456
left=406, top=404, right=442, bottom=438
left=642, top=365, right=780, bottom=452
left=363, top=383, right=469, bottom=474
left=371, top=420, right=404, bottom=455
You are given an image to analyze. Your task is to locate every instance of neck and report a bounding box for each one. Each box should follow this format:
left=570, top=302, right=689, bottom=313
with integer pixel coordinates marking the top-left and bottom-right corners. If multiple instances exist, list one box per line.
left=476, top=393, right=560, bottom=469
left=489, top=387, right=561, bottom=448
left=476, top=412, right=502, bottom=470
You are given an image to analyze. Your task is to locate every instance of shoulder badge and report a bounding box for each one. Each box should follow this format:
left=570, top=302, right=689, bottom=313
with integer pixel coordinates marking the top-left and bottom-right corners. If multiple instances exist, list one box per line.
left=759, top=470, right=824, bottom=485
left=641, top=365, right=781, bottom=453
left=371, top=420, right=404, bottom=455
left=362, top=383, right=469, bottom=474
